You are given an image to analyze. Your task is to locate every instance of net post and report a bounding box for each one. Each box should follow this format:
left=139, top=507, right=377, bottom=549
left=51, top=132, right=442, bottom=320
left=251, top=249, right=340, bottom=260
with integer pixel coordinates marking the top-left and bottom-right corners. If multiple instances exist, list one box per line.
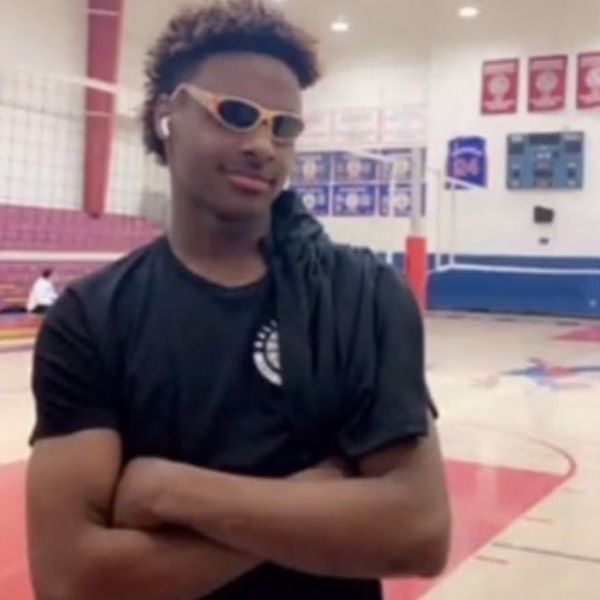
left=406, top=147, right=428, bottom=311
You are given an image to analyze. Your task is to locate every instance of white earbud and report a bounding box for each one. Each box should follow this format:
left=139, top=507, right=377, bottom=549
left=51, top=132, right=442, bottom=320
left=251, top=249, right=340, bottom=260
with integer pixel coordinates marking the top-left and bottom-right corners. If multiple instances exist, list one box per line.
left=158, top=117, right=171, bottom=139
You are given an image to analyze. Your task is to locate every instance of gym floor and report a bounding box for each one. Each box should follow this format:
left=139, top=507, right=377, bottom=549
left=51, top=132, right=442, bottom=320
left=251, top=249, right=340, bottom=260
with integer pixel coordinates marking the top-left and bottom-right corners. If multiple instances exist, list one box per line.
left=1, top=313, right=599, bottom=599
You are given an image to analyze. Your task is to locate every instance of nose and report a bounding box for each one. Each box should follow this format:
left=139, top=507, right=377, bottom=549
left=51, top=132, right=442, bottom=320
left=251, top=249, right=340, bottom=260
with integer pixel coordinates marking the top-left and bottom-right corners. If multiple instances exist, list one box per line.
left=239, top=120, right=276, bottom=162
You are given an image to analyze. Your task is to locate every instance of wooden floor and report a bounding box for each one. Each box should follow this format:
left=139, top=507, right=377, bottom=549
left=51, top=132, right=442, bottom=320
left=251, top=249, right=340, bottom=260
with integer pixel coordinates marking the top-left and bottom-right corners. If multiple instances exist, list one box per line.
left=1, top=313, right=599, bottom=599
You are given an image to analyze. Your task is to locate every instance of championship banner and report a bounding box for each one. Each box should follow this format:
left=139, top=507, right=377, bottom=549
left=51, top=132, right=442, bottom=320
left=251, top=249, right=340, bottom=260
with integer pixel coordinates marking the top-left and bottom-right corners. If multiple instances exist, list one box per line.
left=481, top=59, right=519, bottom=115
left=295, top=186, right=330, bottom=217
left=332, top=185, right=377, bottom=217
left=291, top=152, right=331, bottom=185
left=577, top=52, right=600, bottom=109
left=528, top=55, right=568, bottom=112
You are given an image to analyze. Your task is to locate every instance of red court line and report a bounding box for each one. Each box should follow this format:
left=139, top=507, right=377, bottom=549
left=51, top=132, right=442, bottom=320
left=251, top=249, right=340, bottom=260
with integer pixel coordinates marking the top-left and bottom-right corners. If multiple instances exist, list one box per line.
left=447, top=420, right=578, bottom=479
left=1, top=458, right=570, bottom=600
left=0, top=463, right=32, bottom=600
left=384, top=421, right=577, bottom=599
left=384, top=459, right=568, bottom=600
left=554, top=325, right=600, bottom=343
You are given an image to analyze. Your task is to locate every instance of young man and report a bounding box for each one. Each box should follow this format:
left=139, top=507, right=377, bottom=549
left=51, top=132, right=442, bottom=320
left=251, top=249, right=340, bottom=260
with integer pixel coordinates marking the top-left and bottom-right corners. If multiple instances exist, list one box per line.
left=27, top=1, right=450, bottom=599
left=26, top=268, right=58, bottom=314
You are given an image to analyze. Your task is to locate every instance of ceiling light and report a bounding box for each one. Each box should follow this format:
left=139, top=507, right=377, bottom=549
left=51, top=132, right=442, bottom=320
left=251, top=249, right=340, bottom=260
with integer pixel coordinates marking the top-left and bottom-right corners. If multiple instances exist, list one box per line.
left=331, top=17, right=350, bottom=33
left=458, top=6, right=480, bottom=18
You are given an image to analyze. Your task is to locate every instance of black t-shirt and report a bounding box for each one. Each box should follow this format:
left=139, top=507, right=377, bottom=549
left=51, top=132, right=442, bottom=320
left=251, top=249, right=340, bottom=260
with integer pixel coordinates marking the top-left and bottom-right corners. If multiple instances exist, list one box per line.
left=31, top=236, right=431, bottom=600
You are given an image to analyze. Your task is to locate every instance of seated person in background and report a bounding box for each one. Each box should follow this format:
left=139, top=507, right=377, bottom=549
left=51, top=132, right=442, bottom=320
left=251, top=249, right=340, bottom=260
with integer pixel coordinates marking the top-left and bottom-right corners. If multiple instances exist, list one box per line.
left=27, top=269, right=58, bottom=314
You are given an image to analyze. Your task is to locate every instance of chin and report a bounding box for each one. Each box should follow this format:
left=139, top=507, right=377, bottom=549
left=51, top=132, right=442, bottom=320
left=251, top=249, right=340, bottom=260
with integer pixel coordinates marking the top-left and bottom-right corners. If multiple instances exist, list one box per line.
left=212, top=193, right=276, bottom=222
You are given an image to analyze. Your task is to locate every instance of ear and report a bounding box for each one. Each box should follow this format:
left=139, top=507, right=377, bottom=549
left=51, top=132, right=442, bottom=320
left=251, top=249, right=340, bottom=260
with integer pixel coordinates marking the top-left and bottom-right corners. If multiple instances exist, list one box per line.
left=158, top=116, right=170, bottom=139
left=154, top=96, right=172, bottom=141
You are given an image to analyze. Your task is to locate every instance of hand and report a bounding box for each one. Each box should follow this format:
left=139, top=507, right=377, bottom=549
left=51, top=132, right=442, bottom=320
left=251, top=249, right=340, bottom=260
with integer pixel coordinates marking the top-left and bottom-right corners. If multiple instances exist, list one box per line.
left=113, top=457, right=177, bottom=530
left=292, top=456, right=352, bottom=482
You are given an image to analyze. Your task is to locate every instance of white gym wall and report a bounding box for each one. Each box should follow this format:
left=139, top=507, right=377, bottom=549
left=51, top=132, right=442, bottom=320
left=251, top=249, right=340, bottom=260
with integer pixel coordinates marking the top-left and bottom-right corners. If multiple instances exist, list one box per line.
left=2, top=1, right=599, bottom=262
left=427, top=0, right=600, bottom=258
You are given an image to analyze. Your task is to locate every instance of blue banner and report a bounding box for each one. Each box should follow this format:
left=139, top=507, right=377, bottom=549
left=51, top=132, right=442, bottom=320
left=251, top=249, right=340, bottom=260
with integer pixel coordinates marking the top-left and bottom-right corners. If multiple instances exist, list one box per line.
left=378, top=184, right=412, bottom=217
left=332, top=185, right=378, bottom=216
left=334, top=153, right=378, bottom=183
left=378, top=148, right=417, bottom=182
left=295, top=186, right=330, bottom=216
left=447, top=137, right=487, bottom=188
left=291, top=152, right=332, bottom=185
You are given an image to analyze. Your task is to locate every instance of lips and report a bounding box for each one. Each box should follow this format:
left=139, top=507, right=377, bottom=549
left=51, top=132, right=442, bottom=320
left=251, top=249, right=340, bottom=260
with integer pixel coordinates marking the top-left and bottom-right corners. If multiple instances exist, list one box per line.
left=222, top=167, right=275, bottom=195
left=227, top=173, right=273, bottom=194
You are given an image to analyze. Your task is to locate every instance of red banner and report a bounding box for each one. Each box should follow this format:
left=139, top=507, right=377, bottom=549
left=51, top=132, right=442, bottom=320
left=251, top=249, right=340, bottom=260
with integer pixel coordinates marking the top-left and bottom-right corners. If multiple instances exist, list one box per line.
left=528, top=55, right=568, bottom=112
left=577, top=52, right=600, bottom=109
left=481, top=59, right=519, bottom=115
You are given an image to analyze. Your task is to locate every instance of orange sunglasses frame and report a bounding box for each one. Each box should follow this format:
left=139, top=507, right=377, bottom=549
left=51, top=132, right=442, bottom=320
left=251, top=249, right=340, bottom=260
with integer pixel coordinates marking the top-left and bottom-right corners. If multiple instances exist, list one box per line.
left=172, top=83, right=305, bottom=143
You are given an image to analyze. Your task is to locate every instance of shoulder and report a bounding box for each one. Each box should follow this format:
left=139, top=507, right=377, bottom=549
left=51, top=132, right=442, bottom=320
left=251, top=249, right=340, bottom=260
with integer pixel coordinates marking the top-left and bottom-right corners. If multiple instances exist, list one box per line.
left=42, top=238, right=164, bottom=344
left=68, top=238, right=164, bottom=303
left=330, top=244, right=410, bottom=291
left=328, top=243, right=420, bottom=321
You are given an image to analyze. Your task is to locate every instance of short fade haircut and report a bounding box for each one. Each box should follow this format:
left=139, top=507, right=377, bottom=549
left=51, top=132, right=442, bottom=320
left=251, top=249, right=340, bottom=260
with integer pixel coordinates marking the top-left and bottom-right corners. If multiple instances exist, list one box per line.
left=142, top=0, right=321, bottom=164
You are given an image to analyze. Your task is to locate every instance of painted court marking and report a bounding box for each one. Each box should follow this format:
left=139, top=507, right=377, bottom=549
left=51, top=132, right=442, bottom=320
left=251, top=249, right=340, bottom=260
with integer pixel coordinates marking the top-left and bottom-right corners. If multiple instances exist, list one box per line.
left=491, top=542, right=600, bottom=566
left=0, top=457, right=570, bottom=600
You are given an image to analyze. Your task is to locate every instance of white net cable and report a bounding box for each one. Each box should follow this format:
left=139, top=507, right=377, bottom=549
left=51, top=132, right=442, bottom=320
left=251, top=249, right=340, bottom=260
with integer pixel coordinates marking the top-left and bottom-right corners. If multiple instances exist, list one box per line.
left=0, top=67, right=168, bottom=217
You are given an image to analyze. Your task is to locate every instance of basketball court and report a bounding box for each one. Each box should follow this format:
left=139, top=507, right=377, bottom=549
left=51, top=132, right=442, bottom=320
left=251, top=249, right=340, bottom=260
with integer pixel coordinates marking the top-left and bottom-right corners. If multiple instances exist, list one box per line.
left=2, top=312, right=600, bottom=598
left=2, top=0, right=600, bottom=597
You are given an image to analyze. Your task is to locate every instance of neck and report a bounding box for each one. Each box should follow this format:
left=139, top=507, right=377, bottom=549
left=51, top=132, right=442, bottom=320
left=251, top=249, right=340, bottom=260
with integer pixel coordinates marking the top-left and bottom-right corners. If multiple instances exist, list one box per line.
left=170, top=200, right=270, bottom=257
left=167, top=189, right=271, bottom=287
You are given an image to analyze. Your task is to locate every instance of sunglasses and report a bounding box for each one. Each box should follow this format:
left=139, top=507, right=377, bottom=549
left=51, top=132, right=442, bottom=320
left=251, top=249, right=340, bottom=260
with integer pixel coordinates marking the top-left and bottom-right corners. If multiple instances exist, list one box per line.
left=172, top=83, right=305, bottom=144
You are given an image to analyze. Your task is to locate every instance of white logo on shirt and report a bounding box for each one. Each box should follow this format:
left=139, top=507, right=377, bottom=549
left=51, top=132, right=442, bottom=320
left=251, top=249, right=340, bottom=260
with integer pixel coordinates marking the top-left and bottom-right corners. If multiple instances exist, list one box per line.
left=253, top=319, right=282, bottom=386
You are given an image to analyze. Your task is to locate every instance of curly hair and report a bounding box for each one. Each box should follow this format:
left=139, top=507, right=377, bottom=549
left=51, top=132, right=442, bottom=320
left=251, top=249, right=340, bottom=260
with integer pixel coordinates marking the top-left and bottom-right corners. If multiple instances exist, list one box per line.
left=142, top=0, right=321, bottom=164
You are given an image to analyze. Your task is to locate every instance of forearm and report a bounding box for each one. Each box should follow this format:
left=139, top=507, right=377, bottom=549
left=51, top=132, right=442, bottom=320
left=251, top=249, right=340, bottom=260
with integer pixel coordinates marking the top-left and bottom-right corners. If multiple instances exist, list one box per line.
left=157, top=466, right=445, bottom=579
left=94, top=454, right=349, bottom=600
left=38, top=526, right=259, bottom=600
